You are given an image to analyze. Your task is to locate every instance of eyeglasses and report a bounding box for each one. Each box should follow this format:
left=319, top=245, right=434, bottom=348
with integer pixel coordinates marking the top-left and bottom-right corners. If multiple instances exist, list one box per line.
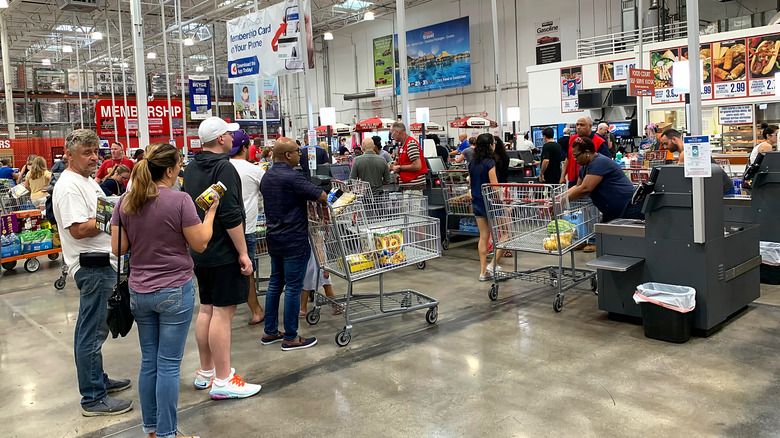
left=221, top=131, right=235, bottom=139
left=286, top=148, right=302, bottom=156
left=572, top=151, right=583, bottom=158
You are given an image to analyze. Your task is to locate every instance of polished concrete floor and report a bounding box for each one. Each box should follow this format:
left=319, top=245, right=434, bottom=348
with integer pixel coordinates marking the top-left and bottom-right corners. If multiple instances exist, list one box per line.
left=1, top=240, right=780, bottom=438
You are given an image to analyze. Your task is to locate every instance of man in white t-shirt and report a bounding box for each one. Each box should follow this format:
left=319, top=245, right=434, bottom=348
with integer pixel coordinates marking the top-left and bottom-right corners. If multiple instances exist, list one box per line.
left=229, top=131, right=266, bottom=326
left=52, top=129, right=132, bottom=417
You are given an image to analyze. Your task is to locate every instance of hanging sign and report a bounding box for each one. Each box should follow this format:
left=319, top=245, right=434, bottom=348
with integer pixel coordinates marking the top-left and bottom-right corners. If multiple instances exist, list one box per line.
left=628, top=68, right=655, bottom=96
left=234, top=82, right=259, bottom=120
left=188, top=76, right=212, bottom=120
left=259, top=77, right=280, bottom=121
left=747, top=33, right=780, bottom=97
left=560, top=66, right=582, bottom=113
left=373, top=35, right=394, bottom=96
left=226, top=0, right=313, bottom=82
left=95, top=100, right=184, bottom=137
left=535, top=19, right=561, bottom=65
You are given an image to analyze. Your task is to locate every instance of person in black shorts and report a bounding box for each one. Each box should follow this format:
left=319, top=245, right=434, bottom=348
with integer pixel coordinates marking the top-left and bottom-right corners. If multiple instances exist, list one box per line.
left=184, top=117, right=261, bottom=399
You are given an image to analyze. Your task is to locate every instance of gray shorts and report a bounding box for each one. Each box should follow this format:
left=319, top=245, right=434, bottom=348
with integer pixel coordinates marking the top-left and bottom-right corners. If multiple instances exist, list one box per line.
left=303, top=248, right=331, bottom=291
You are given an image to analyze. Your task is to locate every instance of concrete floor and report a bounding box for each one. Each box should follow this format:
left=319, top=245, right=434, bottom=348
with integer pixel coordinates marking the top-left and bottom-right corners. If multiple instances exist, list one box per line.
left=1, top=240, right=780, bottom=438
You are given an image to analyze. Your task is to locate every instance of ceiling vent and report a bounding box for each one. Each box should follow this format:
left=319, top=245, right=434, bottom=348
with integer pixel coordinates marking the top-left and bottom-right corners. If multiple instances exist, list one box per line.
left=56, top=0, right=102, bottom=12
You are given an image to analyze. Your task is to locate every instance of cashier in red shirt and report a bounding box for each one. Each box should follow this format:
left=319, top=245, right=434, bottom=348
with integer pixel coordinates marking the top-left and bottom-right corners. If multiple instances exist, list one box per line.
left=390, top=121, right=427, bottom=194
left=561, top=116, right=610, bottom=187
left=95, top=141, right=134, bottom=183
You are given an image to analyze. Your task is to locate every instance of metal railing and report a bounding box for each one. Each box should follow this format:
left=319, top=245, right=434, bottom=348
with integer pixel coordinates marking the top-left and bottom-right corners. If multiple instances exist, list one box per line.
left=576, top=22, right=688, bottom=59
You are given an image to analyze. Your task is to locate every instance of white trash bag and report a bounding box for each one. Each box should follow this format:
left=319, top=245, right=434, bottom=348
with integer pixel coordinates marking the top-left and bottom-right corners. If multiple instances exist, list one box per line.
left=759, top=241, right=780, bottom=266
left=633, top=282, right=696, bottom=313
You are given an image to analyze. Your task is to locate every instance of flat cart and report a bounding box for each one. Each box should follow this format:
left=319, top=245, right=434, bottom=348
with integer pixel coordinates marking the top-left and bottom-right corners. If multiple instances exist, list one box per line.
left=482, top=183, right=600, bottom=312
left=439, top=169, right=478, bottom=249
left=306, top=193, right=441, bottom=346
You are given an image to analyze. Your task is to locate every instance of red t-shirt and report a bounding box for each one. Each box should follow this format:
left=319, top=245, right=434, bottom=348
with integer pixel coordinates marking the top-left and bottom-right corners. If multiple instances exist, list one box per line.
left=567, top=135, right=606, bottom=182
left=249, top=145, right=260, bottom=162
left=96, top=157, right=135, bottom=180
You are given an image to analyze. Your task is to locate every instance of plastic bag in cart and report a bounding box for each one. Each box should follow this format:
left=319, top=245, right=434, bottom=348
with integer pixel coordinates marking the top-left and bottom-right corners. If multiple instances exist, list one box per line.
left=759, top=241, right=780, bottom=266
left=633, top=283, right=696, bottom=313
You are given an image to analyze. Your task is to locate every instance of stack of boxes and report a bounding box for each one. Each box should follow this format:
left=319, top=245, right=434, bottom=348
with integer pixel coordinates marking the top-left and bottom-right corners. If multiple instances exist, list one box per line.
left=1, top=210, right=55, bottom=258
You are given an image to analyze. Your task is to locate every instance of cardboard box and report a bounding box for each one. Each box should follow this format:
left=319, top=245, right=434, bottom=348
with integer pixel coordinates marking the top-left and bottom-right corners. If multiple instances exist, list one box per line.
left=18, top=230, right=53, bottom=254
left=95, top=196, right=120, bottom=234
left=1, top=214, right=19, bottom=234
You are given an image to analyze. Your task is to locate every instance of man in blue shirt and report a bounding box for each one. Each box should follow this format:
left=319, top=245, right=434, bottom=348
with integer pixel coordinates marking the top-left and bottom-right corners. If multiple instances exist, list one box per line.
left=450, top=133, right=469, bottom=157
left=567, top=136, right=642, bottom=225
left=260, top=137, right=327, bottom=351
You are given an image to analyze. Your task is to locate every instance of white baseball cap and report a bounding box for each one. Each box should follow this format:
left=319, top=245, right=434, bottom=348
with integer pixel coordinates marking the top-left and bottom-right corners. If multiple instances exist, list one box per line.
left=198, top=116, right=240, bottom=143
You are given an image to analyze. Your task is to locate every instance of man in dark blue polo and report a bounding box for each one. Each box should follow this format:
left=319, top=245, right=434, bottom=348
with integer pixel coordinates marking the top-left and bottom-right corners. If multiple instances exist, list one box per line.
left=260, top=137, right=328, bottom=351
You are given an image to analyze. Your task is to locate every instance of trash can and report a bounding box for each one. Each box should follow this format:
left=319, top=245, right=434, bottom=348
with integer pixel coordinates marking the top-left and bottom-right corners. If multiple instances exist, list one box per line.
left=633, top=283, right=696, bottom=343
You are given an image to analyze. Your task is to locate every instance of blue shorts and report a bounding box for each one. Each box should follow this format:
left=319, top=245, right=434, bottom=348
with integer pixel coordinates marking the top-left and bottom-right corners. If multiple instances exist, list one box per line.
left=245, top=232, right=257, bottom=271
left=472, top=199, right=487, bottom=218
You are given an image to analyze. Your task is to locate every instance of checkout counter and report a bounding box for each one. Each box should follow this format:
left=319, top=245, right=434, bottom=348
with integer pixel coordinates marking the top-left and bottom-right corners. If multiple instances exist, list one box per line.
left=588, top=165, right=761, bottom=336
left=724, top=152, right=780, bottom=242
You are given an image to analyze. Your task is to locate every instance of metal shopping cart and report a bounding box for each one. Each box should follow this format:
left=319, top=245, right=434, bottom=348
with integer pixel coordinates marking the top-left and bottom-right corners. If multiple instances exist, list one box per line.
left=482, top=183, right=599, bottom=312
left=330, top=179, right=374, bottom=201
left=439, top=169, right=478, bottom=249
left=307, top=193, right=441, bottom=346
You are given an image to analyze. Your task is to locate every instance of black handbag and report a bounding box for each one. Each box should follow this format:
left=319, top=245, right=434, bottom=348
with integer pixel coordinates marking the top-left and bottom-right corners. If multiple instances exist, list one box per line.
left=106, top=207, right=134, bottom=338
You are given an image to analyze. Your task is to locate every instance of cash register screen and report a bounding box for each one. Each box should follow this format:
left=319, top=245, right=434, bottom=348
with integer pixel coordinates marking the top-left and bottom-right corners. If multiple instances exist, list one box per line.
left=330, top=164, right=351, bottom=181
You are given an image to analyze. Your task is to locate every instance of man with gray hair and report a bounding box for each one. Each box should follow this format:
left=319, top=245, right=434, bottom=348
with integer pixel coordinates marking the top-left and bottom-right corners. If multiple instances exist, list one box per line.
left=596, top=122, right=617, bottom=157
left=562, top=116, right=609, bottom=187
left=390, top=121, right=428, bottom=195
left=52, top=129, right=132, bottom=416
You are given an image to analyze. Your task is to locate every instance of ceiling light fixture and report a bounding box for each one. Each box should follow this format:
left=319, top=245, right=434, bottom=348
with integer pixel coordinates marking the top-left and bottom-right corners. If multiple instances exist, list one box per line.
left=122, top=62, right=128, bottom=68
left=0, top=0, right=9, bottom=9
left=90, top=31, right=103, bottom=40
left=147, top=52, right=157, bottom=59
left=183, top=37, right=194, bottom=46
left=324, top=32, right=334, bottom=40
left=363, top=11, right=375, bottom=21
left=41, top=59, right=51, bottom=66
left=195, top=66, right=204, bottom=72
left=62, top=45, right=73, bottom=53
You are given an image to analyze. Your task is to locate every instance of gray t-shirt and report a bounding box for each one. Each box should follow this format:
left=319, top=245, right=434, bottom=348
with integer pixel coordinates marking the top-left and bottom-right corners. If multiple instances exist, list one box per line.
left=461, top=147, right=475, bottom=163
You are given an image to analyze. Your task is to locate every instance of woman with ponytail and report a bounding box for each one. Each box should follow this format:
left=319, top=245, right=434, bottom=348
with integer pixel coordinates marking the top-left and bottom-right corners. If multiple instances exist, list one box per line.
left=110, top=142, right=217, bottom=438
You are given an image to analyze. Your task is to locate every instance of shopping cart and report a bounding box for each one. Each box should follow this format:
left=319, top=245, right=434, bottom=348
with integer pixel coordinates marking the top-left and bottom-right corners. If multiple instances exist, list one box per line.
left=482, top=183, right=600, bottom=312
left=307, top=193, right=441, bottom=346
left=330, top=179, right=374, bottom=201
left=0, top=183, right=35, bottom=214
left=439, top=169, right=478, bottom=249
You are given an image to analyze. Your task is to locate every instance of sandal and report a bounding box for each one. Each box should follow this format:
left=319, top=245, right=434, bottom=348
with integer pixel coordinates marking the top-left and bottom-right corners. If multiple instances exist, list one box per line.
left=298, top=310, right=307, bottom=318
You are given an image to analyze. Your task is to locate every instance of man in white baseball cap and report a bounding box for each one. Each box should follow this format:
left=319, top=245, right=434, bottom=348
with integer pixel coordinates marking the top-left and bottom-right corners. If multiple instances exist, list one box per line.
left=198, top=116, right=241, bottom=144
left=183, top=116, right=262, bottom=400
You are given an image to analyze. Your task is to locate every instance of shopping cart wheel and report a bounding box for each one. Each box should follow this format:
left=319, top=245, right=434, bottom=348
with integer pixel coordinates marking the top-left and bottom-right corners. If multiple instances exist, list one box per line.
left=2, top=261, right=17, bottom=270
left=488, top=284, right=499, bottom=301
left=416, top=261, right=426, bottom=269
left=553, top=295, right=564, bottom=313
left=47, top=253, right=59, bottom=261
left=425, top=306, right=438, bottom=324
left=442, top=239, right=449, bottom=250
left=335, top=329, right=351, bottom=347
left=24, top=258, right=40, bottom=273
left=306, top=309, right=320, bottom=325
left=54, top=277, right=67, bottom=290
left=590, top=277, right=598, bottom=293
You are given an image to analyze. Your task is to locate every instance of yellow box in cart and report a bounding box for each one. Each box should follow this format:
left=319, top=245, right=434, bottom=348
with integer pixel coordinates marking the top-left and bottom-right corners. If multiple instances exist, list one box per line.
left=373, top=228, right=407, bottom=268
left=337, top=253, right=376, bottom=273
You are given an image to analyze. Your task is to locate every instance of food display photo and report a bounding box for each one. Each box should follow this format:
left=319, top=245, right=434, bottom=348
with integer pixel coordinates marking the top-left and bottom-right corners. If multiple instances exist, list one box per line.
left=651, top=48, right=677, bottom=89
left=747, top=33, right=780, bottom=96
left=712, top=39, right=747, bottom=82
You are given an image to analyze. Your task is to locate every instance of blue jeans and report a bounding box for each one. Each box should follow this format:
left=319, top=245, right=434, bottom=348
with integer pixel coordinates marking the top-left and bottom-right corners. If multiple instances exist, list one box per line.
left=73, top=265, right=116, bottom=405
left=130, top=278, right=195, bottom=438
left=265, top=252, right=310, bottom=341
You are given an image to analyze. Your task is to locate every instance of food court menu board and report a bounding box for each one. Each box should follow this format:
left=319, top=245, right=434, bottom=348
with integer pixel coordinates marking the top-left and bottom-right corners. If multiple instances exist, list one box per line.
left=650, top=31, right=780, bottom=103
left=747, top=33, right=780, bottom=96
left=650, top=48, right=682, bottom=104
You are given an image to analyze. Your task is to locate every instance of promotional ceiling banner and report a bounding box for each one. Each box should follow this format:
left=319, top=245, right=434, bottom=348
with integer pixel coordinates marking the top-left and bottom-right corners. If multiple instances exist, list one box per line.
left=188, top=75, right=212, bottom=120
left=260, top=77, right=280, bottom=121
left=95, top=100, right=184, bottom=137
left=394, top=17, right=471, bottom=95
left=234, top=81, right=259, bottom=120
left=226, top=0, right=312, bottom=82
left=373, top=35, right=394, bottom=96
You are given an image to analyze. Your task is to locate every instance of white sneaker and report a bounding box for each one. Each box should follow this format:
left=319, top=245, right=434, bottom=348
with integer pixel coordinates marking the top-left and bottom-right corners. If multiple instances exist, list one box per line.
left=479, top=272, right=493, bottom=282
left=209, top=374, right=262, bottom=400
left=193, top=367, right=234, bottom=390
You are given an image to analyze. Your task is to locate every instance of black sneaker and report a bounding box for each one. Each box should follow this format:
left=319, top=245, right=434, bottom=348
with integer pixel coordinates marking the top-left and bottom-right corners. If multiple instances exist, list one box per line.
left=106, top=377, right=131, bottom=393
left=281, top=336, right=317, bottom=351
left=261, top=332, right=284, bottom=345
left=81, top=396, right=133, bottom=417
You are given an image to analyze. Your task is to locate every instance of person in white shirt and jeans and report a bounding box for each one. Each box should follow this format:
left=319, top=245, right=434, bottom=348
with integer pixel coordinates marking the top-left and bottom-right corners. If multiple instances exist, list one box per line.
left=52, top=129, right=133, bottom=417
left=229, top=130, right=266, bottom=326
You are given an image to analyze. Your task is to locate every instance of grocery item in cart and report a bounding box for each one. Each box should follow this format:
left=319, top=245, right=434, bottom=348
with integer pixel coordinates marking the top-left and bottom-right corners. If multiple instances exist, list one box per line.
left=1, top=213, right=18, bottom=234
left=10, top=184, right=29, bottom=199
left=331, top=192, right=356, bottom=215
left=338, top=253, right=376, bottom=273
left=18, top=229, right=53, bottom=254
left=373, top=227, right=406, bottom=268
left=1, top=233, right=21, bottom=258
left=543, top=232, right=574, bottom=251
